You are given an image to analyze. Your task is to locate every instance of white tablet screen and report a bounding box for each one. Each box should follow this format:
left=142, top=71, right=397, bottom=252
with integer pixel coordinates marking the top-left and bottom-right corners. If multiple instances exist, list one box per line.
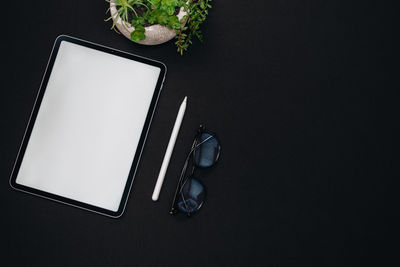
left=15, top=40, right=161, bottom=212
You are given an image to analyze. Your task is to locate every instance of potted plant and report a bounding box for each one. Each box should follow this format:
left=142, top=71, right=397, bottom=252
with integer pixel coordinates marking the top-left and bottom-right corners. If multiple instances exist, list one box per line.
left=105, top=0, right=212, bottom=54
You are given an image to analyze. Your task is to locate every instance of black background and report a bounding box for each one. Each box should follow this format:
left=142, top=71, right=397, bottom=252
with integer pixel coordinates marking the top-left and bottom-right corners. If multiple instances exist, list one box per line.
left=1, top=1, right=397, bottom=266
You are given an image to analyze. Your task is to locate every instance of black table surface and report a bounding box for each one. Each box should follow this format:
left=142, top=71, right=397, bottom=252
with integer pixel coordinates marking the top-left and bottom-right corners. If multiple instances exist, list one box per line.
left=1, top=1, right=396, bottom=266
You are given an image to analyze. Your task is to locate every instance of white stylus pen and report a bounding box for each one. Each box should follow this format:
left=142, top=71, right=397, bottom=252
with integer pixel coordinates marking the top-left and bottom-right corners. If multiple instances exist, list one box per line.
left=152, top=96, right=187, bottom=201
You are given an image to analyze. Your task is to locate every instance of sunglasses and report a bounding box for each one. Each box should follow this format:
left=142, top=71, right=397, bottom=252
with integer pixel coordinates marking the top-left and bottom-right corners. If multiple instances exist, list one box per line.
left=169, top=125, right=221, bottom=216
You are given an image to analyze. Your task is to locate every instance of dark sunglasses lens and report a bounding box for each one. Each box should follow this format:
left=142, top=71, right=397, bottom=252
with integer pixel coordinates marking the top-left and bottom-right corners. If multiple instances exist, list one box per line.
left=193, top=133, right=220, bottom=167
left=177, top=178, right=205, bottom=214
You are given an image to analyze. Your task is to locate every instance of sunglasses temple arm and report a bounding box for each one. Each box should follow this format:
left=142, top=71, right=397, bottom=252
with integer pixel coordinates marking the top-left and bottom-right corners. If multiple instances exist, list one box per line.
left=169, top=138, right=198, bottom=214
left=169, top=155, right=189, bottom=213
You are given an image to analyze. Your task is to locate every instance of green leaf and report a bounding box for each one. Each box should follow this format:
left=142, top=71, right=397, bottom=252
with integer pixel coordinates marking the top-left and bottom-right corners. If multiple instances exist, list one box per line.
left=131, top=16, right=145, bottom=27
left=156, top=10, right=169, bottom=25
left=167, top=6, right=175, bottom=15
left=161, top=0, right=174, bottom=6
left=152, top=0, right=161, bottom=7
left=168, top=16, right=181, bottom=29
left=148, top=12, right=157, bottom=24
left=131, top=27, right=146, bottom=42
left=135, top=24, right=145, bottom=31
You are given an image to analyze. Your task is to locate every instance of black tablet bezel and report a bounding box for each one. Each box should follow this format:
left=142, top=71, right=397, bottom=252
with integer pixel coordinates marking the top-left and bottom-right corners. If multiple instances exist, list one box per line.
left=9, top=35, right=166, bottom=218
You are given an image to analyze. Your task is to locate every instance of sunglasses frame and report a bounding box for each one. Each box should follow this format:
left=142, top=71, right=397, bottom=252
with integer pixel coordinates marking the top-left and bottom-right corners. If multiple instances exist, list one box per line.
left=169, top=125, right=221, bottom=216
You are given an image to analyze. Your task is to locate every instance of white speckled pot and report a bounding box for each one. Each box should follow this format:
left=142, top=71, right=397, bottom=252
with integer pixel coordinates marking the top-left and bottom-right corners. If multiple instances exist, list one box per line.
left=109, top=0, right=187, bottom=45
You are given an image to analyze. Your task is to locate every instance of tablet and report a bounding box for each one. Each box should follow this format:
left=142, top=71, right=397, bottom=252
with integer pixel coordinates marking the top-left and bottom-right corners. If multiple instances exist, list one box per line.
left=9, top=35, right=166, bottom=218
